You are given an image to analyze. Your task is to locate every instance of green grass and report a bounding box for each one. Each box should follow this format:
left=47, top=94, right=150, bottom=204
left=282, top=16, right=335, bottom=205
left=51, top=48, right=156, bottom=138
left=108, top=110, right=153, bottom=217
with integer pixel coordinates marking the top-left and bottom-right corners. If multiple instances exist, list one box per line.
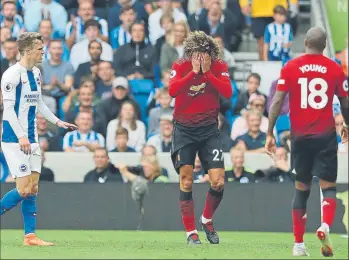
left=0, top=230, right=348, bottom=259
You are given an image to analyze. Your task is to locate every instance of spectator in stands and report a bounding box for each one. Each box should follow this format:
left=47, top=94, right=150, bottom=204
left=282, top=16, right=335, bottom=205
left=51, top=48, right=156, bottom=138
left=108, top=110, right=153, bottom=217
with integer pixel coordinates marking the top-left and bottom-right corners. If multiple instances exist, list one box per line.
left=263, top=5, right=293, bottom=65
left=65, top=0, right=108, bottom=49
left=147, top=87, right=173, bottom=135
left=113, top=21, right=156, bottom=80
left=234, top=73, right=266, bottom=116
left=107, top=0, right=148, bottom=32
left=255, top=146, right=293, bottom=183
left=37, top=113, right=62, bottom=151
left=239, top=0, right=298, bottom=60
left=65, top=82, right=99, bottom=124
left=110, top=5, right=136, bottom=52
left=213, top=34, right=236, bottom=77
left=142, top=145, right=157, bottom=156
left=148, top=0, right=187, bottom=45
left=147, top=114, right=173, bottom=152
left=218, top=112, right=232, bottom=152
left=70, top=19, right=113, bottom=70
left=118, top=155, right=169, bottom=183
left=74, top=40, right=102, bottom=89
left=235, top=110, right=266, bottom=153
left=190, top=1, right=241, bottom=52
left=94, top=77, right=141, bottom=137
left=267, top=79, right=289, bottom=115
left=192, top=154, right=206, bottom=183
left=231, top=94, right=268, bottom=141
left=155, top=14, right=174, bottom=61
left=63, top=111, right=105, bottom=152
left=0, top=26, right=11, bottom=59
left=106, top=101, right=146, bottom=152
left=0, top=0, right=25, bottom=38
left=109, top=127, right=136, bottom=152
left=39, top=148, right=55, bottom=182
left=225, top=147, right=255, bottom=183
left=160, top=20, right=189, bottom=73
left=84, top=148, right=124, bottom=183
left=335, top=112, right=348, bottom=153
left=94, top=61, right=115, bottom=100
left=39, top=19, right=70, bottom=62
left=335, top=37, right=348, bottom=77
left=24, top=0, right=67, bottom=38
left=0, top=37, right=18, bottom=76
left=41, top=40, right=74, bottom=106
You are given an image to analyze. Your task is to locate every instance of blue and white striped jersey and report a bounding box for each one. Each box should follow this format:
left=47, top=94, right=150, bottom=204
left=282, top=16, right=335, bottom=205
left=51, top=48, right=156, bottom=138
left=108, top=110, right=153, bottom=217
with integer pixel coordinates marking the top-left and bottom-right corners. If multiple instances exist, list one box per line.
left=65, top=16, right=108, bottom=43
left=63, top=130, right=105, bottom=152
left=110, top=25, right=131, bottom=50
left=264, top=22, right=293, bottom=60
left=1, top=63, right=59, bottom=144
left=0, top=13, right=25, bottom=38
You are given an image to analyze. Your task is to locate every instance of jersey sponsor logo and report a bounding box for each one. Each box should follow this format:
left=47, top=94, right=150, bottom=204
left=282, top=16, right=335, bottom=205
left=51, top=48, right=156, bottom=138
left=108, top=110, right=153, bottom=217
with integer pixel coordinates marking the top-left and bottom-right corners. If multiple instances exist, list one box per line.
left=299, top=64, right=327, bottom=74
left=188, top=83, right=206, bottom=97
left=24, top=94, right=39, bottom=103
left=170, top=70, right=176, bottom=79
left=19, top=164, right=28, bottom=172
left=4, top=83, right=13, bottom=92
left=343, top=79, right=348, bottom=92
left=221, top=72, right=229, bottom=77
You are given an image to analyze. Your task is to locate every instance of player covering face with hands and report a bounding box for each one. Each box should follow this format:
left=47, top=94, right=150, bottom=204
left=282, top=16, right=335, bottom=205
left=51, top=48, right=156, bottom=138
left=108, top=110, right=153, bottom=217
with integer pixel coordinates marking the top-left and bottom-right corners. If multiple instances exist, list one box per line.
left=0, top=32, right=77, bottom=246
left=169, top=31, right=232, bottom=245
left=265, top=27, right=348, bottom=257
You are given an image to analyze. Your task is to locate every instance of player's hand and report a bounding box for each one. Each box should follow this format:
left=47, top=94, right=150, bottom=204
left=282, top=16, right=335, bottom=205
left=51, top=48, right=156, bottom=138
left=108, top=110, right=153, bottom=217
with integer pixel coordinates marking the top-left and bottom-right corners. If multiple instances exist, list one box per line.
left=201, top=53, right=211, bottom=73
left=116, top=163, right=127, bottom=173
left=265, top=134, right=276, bottom=157
left=73, top=141, right=86, bottom=147
left=19, top=136, right=31, bottom=155
left=340, top=125, right=348, bottom=143
left=56, top=120, right=78, bottom=131
left=191, top=52, right=201, bottom=74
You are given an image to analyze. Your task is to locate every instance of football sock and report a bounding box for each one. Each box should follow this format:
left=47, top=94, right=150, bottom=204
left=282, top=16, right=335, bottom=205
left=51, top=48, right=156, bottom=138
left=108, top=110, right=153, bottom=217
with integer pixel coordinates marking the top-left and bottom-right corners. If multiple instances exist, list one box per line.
left=21, top=195, right=37, bottom=235
left=0, top=188, right=24, bottom=215
left=321, top=187, right=337, bottom=228
left=202, top=187, right=224, bottom=223
left=292, top=189, right=310, bottom=243
left=179, top=190, right=196, bottom=236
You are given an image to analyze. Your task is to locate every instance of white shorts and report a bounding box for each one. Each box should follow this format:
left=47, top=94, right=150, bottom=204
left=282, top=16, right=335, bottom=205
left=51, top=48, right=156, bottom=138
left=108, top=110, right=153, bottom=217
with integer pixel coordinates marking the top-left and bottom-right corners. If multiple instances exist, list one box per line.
left=1, top=142, right=42, bottom=178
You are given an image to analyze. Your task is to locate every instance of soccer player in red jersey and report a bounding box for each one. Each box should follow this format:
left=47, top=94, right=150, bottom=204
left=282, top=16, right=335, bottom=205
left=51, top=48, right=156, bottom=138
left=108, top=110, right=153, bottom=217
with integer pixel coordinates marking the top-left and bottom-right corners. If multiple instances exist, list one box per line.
left=266, top=27, right=348, bottom=257
left=169, top=31, right=232, bottom=244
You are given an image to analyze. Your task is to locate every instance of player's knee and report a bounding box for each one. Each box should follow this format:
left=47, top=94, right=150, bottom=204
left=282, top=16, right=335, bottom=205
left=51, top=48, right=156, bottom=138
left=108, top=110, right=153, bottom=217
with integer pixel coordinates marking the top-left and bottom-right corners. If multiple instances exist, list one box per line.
left=181, top=176, right=193, bottom=190
left=180, top=166, right=194, bottom=190
left=210, top=176, right=224, bottom=191
left=31, top=184, right=39, bottom=195
left=17, top=186, right=32, bottom=198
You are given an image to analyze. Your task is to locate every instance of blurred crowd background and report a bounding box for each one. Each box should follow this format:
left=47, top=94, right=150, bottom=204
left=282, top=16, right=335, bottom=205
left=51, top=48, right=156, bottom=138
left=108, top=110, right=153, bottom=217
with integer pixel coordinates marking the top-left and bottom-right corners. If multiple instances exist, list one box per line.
left=0, top=0, right=347, bottom=184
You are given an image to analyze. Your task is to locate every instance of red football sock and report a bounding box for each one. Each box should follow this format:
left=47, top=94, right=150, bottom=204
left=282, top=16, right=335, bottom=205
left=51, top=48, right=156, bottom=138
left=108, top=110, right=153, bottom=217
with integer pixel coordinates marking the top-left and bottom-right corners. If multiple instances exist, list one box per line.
left=322, top=198, right=337, bottom=227
left=179, top=199, right=196, bottom=232
left=292, top=209, right=307, bottom=243
left=202, top=188, right=223, bottom=220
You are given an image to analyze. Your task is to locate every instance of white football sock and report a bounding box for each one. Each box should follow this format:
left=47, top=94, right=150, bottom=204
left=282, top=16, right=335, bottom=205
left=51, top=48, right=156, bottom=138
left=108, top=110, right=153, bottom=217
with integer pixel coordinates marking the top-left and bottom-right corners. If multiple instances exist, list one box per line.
left=201, top=215, right=212, bottom=224
left=295, top=242, right=305, bottom=247
left=186, top=230, right=198, bottom=238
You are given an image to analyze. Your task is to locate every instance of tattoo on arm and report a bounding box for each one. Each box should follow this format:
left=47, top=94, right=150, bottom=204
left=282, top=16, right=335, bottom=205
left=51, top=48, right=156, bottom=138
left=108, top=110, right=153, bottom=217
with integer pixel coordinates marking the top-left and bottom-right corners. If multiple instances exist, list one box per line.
left=267, top=91, right=287, bottom=135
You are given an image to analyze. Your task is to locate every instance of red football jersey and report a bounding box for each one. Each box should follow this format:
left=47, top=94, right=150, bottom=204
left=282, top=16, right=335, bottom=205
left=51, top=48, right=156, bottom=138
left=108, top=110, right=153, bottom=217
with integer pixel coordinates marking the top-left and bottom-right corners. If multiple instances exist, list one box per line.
left=169, top=58, right=232, bottom=127
left=277, top=54, right=348, bottom=136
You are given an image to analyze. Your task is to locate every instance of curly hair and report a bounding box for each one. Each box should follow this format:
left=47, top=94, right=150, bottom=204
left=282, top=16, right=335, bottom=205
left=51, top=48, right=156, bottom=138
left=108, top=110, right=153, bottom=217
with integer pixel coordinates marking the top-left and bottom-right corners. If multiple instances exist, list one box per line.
left=183, top=31, right=219, bottom=59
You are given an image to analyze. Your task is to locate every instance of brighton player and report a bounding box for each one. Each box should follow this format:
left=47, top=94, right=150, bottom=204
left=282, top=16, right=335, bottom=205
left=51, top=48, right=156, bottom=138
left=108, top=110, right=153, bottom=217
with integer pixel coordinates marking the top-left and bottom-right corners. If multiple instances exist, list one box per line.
left=266, top=27, right=348, bottom=257
left=0, top=32, right=77, bottom=246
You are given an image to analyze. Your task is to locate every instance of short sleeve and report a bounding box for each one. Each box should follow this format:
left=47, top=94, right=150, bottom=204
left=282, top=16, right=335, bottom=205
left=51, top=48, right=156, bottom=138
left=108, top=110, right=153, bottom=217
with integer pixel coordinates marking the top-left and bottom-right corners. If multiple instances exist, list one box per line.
left=264, top=25, right=271, bottom=44
left=336, top=68, right=348, bottom=98
left=276, top=65, right=290, bottom=92
left=1, top=71, right=19, bottom=101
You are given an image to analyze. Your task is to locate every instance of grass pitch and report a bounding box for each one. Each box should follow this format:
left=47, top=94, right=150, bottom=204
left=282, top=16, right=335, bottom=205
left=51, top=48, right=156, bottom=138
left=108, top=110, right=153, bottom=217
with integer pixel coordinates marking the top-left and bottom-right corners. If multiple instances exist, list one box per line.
left=1, top=230, right=348, bottom=259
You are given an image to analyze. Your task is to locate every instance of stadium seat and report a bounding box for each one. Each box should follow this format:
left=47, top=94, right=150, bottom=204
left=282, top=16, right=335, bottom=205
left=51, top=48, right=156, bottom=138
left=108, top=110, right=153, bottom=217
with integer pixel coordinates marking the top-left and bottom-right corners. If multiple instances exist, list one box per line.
left=58, top=96, right=67, bottom=120
left=231, top=80, right=239, bottom=111
left=129, top=79, right=155, bottom=122
left=154, top=64, right=162, bottom=88
left=276, top=115, right=290, bottom=134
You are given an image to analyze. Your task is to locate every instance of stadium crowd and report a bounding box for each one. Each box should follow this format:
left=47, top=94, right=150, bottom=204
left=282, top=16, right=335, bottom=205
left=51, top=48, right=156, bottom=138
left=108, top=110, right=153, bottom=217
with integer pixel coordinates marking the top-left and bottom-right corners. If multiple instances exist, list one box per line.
left=0, top=0, right=347, bottom=183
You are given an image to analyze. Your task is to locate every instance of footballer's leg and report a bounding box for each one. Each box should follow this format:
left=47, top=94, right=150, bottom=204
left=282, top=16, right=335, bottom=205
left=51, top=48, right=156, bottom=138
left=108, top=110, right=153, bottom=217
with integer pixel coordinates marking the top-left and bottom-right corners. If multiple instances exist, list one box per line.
left=1, top=143, right=32, bottom=215
left=199, top=133, right=224, bottom=244
left=314, top=138, right=338, bottom=257
left=175, top=144, right=202, bottom=244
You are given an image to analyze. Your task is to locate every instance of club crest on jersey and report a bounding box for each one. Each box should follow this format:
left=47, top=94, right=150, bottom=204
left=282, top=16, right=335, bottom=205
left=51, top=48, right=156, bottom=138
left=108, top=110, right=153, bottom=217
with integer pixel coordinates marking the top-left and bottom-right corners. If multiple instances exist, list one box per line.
left=188, top=83, right=206, bottom=97
left=343, top=80, right=348, bottom=92
left=170, top=70, right=176, bottom=78
left=4, top=83, right=13, bottom=92
left=19, top=164, right=28, bottom=172
left=221, top=72, right=229, bottom=77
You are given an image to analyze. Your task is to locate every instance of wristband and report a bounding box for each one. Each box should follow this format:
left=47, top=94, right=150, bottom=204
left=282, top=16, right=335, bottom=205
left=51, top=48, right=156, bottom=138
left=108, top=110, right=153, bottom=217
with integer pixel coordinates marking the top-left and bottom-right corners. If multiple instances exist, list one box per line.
left=344, top=122, right=349, bottom=129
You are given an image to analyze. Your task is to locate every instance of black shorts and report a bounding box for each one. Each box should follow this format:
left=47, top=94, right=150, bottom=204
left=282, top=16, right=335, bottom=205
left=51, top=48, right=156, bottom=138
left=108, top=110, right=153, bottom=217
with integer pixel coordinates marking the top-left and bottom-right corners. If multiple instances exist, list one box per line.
left=171, top=122, right=224, bottom=174
left=291, top=132, right=338, bottom=184
left=251, top=17, right=274, bottom=39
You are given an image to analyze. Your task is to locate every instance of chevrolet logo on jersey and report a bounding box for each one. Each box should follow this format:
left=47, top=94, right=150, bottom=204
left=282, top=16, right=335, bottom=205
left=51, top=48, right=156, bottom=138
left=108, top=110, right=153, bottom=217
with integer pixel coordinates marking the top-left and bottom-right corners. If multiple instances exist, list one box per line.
left=188, top=83, right=206, bottom=97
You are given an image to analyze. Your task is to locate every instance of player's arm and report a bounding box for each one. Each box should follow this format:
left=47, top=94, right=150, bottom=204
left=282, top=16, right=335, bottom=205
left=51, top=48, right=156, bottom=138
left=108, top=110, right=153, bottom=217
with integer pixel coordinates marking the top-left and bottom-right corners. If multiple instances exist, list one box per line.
left=168, top=62, right=197, bottom=97
left=203, top=59, right=233, bottom=99
left=1, top=75, right=26, bottom=140
left=267, top=67, right=290, bottom=136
